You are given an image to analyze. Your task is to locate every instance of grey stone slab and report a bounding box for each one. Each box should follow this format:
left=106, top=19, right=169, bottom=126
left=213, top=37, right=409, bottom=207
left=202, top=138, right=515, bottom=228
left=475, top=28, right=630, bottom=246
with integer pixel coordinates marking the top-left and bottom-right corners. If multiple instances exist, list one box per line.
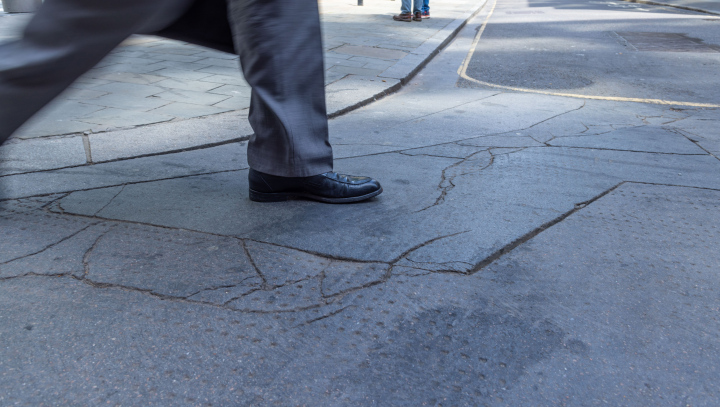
left=187, top=276, right=263, bottom=304
left=11, top=119, right=93, bottom=139
left=153, top=78, right=224, bottom=92
left=149, top=68, right=216, bottom=81
left=322, top=262, right=389, bottom=297
left=144, top=60, right=214, bottom=71
left=197, top=65, right=243, bottom=76
left=0, top=142, right=248, bottom=200
left=83, top=71, right=166, bottom=85
left=325, top=58, right=366, bottom=68
left=90, top=82, right=166, bottom=98
left=548, top=125, right=707, bottom=154
left=55, top=153, right=455, bottom=262
left=379, top=52, right=428, bottom=80
left=198, top=74, right=250, bottom=86
left=245, top=240, right=331, bottom=288
left=0, top=223, right=111, bottom=279
left=0, top=136, right=87, bottom=175
left=154, top=89, right=231, bottom=106
left=401, top=143, right=489, bottom=158
left=226, top=277, right=325, bottom=312
left=466, top=183, right=720, bottom=405
left=0, top=276, right=289, bottom=405
left=458, top=135, right=546, bottom=148
left=67, top=78, right=113, bottom=90
left=212, top=95, right=252, bottom=110
left=86, top=112, right=252, bottom=162
left=141, top=53, right=205, bottom=63
left=85, top=224, right=257, bottom=298
left=332, top=45, right=408, bottom=60
left=75, top=108, right=174, bottom=128
left=149, top=102, right=232, bottom=119
left=79, top=93, right=172, bottom=111
left=86, top=62, right=165, bottom=75
left=207, top=84, right=251, bottom=97
left=328, top=65, right=385, bottom=77
left=0, top=210, right=95, bottom=264
left=59, top=88, right=109, bottom=101
left=195, top=57, right=240, bottom=69
left=325, top=75, right=400, bottom=114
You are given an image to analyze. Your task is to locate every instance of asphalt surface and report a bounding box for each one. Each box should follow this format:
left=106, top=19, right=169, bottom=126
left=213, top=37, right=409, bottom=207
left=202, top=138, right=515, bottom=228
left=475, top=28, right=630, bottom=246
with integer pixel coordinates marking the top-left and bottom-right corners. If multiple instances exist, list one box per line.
left=1, top=0, right=720, bottom=405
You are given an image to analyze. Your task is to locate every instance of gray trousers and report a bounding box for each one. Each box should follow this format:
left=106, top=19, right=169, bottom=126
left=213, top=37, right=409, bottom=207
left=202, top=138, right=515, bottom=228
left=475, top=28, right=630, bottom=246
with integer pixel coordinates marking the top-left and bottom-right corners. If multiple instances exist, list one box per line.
left=0, top=0, right=333, bottom=177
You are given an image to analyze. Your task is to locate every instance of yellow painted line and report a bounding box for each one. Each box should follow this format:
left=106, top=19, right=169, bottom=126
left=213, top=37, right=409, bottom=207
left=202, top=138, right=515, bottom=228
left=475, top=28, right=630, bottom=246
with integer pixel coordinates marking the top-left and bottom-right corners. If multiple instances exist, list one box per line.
left=457, top=0, right=720, bottom=109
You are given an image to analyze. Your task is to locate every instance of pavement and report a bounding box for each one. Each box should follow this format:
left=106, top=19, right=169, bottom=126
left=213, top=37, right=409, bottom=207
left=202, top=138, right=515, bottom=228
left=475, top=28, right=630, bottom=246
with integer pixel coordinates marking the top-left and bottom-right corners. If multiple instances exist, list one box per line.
left=2, top=0, right=720, bottom=405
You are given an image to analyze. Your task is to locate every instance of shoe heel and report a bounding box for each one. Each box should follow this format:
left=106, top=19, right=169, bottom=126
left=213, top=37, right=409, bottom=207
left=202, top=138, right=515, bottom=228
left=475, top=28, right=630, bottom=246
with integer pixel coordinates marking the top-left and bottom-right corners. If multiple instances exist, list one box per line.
left=249, top=189, right=290, bottom=202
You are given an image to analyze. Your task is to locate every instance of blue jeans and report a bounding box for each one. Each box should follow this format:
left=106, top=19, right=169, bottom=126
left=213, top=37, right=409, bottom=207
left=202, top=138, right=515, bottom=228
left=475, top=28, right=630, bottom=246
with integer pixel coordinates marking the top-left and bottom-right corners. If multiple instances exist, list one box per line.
left=401, top=0, right=422, bottom=14
left=422, top=0, right=429, bottom=13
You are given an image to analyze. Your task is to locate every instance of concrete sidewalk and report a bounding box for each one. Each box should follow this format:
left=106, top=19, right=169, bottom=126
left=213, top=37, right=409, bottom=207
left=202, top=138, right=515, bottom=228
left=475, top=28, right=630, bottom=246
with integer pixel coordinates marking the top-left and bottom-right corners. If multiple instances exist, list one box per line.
left=0, top=0, right=484, bottom=175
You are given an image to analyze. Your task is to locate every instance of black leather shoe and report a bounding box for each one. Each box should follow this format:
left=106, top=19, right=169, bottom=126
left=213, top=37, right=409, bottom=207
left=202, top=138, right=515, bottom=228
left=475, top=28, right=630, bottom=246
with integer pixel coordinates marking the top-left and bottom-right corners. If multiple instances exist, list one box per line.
left=249, top=169, right=383, bottom=203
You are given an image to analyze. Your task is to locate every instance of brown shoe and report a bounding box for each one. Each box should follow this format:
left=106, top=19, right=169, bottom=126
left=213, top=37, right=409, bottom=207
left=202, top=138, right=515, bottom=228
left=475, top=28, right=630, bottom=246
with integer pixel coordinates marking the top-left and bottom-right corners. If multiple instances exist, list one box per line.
left=413, top=11, right=423, bottom=21
left=393, top=12, right=412, bottom=22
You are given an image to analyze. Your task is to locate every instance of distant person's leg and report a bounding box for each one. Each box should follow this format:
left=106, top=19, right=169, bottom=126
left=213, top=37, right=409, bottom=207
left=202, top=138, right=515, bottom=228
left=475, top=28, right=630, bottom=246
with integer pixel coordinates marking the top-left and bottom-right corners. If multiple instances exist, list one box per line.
left=393, top=0, right=414, bottom=21
left=0, top=0, right=193, bottom=144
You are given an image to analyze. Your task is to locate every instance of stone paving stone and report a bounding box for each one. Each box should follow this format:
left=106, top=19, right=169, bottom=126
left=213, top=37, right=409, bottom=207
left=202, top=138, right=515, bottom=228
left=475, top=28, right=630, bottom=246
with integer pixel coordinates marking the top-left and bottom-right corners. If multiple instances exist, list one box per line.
left=144, top=60, right=214, bottom=71
left=245, top=240, right=332, bottom=288
left=328, top=65, right=385, bottom=77
left=76, top=108, right=174, bottom=128
left=12, top=119, right=92, bottom=140
left=0, top=210, right=96, bottom=264
left=198, top=74, right=250, bottom=86
left=0, top=136, right=87, bottom=175
left=59, top=88, right=109, bottom=101
left=90, top=82, right=166, bottom=98
left=322, top=262, right=389, bottom=297
left=149, top=67, right=216, bottom=81
left=548, top=125, right=709, bottom=154
left=139, top=53, right=206, bottom=63
left=82, top=71, right=166, bottom=85
left=207, top=84, right=251, bottom=97
left=154, top=89, right=231, bottom=106
left=195, top=57, right=240, bottom=69
left=153, top=78, right=224, bottom=92
left=187, top=276, right=263, bottom=304
left=149, top=102, right=232, bottom=119
left=0, top=223, right=112, bottom=279
left=197, top=65, right=243, bottom=76
left=86, top=223, right=257, bottom=298
left=226, top=277, right=324, bottom=312
left=212, top=95, right=252, bottom=110
left=333, top=45, right=409, bottom=60
left=79, top=93, right=172, bottom=111
left=86, top=112, right=251, bottom=162
left=66, top=78, right=113, bottom=90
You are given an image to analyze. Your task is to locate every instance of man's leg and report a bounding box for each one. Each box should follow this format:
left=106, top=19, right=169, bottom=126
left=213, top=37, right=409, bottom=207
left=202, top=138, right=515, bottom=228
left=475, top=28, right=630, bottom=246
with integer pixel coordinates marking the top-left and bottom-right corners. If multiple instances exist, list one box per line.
left=0, top=0, right=193, bottom=144
left=228, top=0, right=332, bottom=178
left=228, top=0, right=382, bottom=202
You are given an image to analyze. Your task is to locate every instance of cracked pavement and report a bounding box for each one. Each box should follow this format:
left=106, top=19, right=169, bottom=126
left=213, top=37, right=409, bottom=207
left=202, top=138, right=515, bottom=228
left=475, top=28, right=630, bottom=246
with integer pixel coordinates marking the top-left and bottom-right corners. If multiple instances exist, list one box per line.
left=2, top=0, right=720, bottom=405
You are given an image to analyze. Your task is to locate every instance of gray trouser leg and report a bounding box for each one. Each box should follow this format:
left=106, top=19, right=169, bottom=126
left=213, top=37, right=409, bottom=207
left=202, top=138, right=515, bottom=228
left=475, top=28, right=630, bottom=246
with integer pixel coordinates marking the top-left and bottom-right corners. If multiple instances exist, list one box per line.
left=0, top=0, right=193, bottom=144
left=229, top=0, right=333, bottom=177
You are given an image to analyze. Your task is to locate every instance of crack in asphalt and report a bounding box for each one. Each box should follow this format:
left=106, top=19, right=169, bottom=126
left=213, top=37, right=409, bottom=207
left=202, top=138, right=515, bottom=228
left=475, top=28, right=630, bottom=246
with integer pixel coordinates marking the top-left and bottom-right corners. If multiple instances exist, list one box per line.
left=0, top=222, right=99, bottom=266
left=466, top=182, right=626, bottom=274
left=416, top=149, right=494, bottom=213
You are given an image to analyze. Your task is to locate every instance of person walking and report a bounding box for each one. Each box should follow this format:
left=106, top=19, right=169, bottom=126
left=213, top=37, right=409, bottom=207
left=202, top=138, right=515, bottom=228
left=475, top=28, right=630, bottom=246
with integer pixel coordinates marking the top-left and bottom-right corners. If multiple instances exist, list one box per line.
left=0, top=0, right=382, bottom=204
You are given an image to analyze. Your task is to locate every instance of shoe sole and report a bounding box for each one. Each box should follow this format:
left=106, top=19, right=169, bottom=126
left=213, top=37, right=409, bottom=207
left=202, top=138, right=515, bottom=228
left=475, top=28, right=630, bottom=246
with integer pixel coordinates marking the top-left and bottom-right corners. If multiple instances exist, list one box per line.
left=249, top=187, right=383, bottom=204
